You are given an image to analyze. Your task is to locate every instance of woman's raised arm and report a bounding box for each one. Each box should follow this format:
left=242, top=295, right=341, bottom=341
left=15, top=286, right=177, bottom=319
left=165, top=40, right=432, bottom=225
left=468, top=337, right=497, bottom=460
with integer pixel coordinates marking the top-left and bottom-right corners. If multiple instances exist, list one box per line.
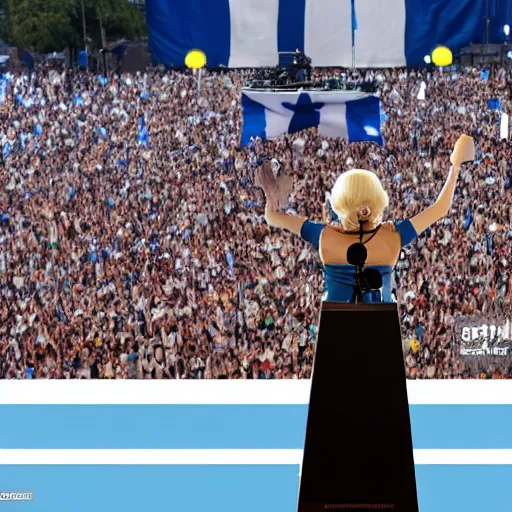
left=410, top=134, right=475, bottom=235
left=257, top=160, right=307, bottom=234
left=264, top=204, right=307, bottom=234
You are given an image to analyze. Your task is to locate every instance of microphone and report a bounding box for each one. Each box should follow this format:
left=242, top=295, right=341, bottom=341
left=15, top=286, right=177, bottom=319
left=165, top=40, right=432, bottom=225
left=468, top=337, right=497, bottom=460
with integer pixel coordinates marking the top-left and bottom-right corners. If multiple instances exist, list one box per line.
left=347, top=242, right=367, bottom=267
left=347, top=239, right=383, bottom=303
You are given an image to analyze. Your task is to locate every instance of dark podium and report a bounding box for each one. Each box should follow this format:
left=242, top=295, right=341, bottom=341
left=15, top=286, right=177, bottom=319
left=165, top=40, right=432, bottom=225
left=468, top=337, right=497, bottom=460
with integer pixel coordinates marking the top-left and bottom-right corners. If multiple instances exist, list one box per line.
left=297, top=302, right=419, bottom=512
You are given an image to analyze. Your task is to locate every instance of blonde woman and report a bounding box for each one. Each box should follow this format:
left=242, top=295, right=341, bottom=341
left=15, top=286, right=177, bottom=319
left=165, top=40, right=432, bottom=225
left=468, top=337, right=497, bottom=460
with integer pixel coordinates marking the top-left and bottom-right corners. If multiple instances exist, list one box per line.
left=259, top=134, right=475, bottom=303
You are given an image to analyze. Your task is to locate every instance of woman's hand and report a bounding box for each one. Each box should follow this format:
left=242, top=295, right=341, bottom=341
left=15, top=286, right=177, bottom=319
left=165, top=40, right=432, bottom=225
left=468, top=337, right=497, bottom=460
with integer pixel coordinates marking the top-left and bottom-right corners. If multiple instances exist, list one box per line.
left=450, top=135, right=475, bottom=167
left=256, top=160, right=293, bottom=210
left=256, top=160, right=277, bottom=209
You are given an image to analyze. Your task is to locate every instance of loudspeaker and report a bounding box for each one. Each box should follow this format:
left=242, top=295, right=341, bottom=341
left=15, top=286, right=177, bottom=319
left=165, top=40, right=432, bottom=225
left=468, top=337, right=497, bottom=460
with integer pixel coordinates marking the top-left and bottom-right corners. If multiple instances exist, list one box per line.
left=297, top=302, right=419, bottom=512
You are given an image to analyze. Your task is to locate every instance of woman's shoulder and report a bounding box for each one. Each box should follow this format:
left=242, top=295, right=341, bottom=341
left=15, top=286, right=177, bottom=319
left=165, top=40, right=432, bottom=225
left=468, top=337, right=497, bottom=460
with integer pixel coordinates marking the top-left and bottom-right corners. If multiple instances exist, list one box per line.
left=394, top=219, right=418, bottom=247
left=323, top=222, right=395, bottom=238
left=299, top=219, right=327, bottom=251
left=299, top=218, right=418, bottom=250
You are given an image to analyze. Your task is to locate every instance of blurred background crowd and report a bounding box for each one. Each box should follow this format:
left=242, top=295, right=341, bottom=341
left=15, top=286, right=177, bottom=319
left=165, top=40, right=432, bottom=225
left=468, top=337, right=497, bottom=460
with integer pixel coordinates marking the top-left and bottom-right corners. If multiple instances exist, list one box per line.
left=0, top=64, right=511, bottom=379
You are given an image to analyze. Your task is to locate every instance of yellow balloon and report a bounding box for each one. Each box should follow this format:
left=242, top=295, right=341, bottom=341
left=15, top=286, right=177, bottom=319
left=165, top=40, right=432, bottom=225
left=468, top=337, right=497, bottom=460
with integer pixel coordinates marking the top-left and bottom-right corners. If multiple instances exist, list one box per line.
left=185, top=49, right=207, bottom=69
left=431, top=46, right=453, bottom=67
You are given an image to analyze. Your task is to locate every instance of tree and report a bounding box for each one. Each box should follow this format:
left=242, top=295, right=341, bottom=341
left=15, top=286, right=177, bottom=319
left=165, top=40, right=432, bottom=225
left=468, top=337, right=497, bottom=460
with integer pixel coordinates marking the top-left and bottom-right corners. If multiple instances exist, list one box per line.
left=86, top=0, right=147, bottom=42
left=8, top=0, right=78, bottom=52
left=0, top=0, right=9, bottom=44
left=7, top=0, right=146, bottom=53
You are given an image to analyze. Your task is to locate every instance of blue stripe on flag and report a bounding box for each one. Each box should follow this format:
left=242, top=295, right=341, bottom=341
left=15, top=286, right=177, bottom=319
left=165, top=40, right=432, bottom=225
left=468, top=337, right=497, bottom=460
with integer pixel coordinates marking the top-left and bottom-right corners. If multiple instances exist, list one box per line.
left=146, top=0, right=231, bottom=67
left=345, top=95, right=383, bottom=144
left=351, top=0, right=357, bottom=47
left=404, top=0, right=486, bottom=67
left=278, top=0, right=306, bottom=53
left=2, top=465, right=512, bottom=512
left=3, top=405, right=512, bottom=449
left=489, top=0, right=512, bottom=43
left=241, top=93, right=267, bottom=146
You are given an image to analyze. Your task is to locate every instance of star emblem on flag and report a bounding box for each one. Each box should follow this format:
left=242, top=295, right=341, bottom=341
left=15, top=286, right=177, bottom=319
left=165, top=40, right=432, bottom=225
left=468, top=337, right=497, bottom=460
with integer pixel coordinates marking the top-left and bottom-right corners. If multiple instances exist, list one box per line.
left=282, top=93, right=324, bottom=135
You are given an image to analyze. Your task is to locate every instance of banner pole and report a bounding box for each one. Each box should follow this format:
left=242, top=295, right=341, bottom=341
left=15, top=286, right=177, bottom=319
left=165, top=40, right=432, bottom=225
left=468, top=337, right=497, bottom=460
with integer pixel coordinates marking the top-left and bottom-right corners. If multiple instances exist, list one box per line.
left=350, top=0, right=356, bottom=70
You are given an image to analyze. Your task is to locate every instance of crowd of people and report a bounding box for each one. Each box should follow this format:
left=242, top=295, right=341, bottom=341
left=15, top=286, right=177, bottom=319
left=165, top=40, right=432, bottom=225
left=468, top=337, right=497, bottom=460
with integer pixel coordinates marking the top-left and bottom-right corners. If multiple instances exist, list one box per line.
left=0, top=63, right=511, bottom=379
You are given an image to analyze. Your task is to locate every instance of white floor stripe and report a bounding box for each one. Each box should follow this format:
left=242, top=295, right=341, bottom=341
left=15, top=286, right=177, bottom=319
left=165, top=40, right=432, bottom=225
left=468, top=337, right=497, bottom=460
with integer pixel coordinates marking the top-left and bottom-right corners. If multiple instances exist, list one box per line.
left=1, top=381, right=512, bottom=405
left=0, top=449, right=303, bottom=465
left=1, top=449, right=512, bottom=465
left=413, top=449, right=512, bottom=465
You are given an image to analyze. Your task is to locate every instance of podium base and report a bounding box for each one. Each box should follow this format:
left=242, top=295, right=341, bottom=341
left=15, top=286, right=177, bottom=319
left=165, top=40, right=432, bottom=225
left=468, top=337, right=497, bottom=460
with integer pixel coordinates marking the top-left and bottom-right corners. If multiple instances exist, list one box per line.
left=297, top=302, right=419, bottom=512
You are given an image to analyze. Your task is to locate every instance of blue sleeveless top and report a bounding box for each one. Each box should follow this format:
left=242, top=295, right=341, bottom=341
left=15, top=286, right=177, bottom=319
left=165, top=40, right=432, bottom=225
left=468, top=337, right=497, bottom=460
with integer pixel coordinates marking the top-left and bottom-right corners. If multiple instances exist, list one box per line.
left=300, top=219, right=417, bottom=303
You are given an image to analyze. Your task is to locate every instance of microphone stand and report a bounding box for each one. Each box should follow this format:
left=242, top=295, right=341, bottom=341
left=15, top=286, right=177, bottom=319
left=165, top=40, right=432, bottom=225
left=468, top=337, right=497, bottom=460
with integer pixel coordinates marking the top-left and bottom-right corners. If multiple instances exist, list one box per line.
left=348, top=220, right=383, bottom=304
left=352, top=264, right=366, bottom=304
left=347, top=220, right=367, bottom=304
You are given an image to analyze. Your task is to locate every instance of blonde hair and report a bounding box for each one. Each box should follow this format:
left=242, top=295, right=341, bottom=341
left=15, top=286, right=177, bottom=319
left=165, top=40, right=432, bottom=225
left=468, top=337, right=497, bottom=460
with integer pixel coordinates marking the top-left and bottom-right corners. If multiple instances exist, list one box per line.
left=330, top=169, right=389, bottom=231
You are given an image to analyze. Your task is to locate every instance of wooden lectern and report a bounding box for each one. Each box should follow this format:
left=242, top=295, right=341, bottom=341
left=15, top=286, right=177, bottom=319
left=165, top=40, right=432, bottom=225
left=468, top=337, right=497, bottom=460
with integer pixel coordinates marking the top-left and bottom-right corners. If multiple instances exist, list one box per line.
left=297, top=302, right=419, bottom=512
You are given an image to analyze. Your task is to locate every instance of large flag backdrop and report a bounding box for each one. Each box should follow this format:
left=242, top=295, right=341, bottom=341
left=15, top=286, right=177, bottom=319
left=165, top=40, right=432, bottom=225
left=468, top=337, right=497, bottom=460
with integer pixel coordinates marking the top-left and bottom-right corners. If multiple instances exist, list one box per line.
left=240, top=89, right=382, bottom=146
left=146, top=0, right=512, bottom=68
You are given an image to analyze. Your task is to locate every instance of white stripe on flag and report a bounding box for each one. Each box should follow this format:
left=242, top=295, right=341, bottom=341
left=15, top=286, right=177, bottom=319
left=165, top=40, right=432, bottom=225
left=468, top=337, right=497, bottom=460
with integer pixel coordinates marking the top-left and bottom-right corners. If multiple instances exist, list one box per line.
left=228, top=0, right=279, bottom=67
left=354, top=0, right=406, bottom=67
left=317, top=103, right=348, bottom=138
left=265, top=109, right=295, bottom=139
left=304, top=0, right=352, bottom=67
left=2, top=449, right=512, bottom=465
left=243, top=90, right=298, bottom=138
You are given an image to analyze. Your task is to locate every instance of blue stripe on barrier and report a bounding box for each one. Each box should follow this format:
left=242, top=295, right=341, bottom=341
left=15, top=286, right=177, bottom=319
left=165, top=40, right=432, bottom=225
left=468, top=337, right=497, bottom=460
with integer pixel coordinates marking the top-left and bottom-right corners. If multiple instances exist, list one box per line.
left=0, top=405, right=307, bottom=449
left=2, top=405, right=512, bottom=449
left=415, top=465, right=512, bottom=511
left=0, top=466, right=298, bottom=512
left=1, top=465, right=512, bottom=512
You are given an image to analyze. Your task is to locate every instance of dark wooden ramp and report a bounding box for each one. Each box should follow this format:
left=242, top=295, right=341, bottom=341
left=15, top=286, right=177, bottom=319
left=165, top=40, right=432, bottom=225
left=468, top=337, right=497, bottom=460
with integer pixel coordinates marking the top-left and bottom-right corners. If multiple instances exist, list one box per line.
left=297, top=302, right=419, bottom=512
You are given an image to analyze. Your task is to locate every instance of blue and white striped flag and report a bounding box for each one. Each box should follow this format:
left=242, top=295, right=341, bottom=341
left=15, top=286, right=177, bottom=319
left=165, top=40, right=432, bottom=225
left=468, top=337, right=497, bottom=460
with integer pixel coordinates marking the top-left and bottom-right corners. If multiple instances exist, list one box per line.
left=147, top=0, right=506, bottom=68
left=241, top=90, right=383, bottom=146
left=0, top=78, right=7, bottom=104
left=2, top=142, right=11, bottom=160
left=138, top=116, right=149, bottom=146
left=19, top=133, right=28, bottom=151
left=226, top=250, right=235, bottom=274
